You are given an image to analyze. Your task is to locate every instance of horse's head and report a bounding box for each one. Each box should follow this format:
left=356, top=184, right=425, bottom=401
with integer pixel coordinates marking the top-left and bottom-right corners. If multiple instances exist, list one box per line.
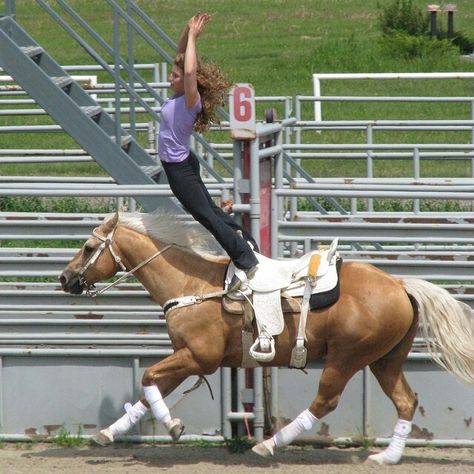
left=59, top=212, right=123, bottom=295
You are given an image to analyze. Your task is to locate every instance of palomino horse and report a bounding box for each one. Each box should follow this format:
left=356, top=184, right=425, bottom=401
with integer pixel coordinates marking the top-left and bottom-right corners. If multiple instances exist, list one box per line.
left=59, top=212, right=474, bottom=465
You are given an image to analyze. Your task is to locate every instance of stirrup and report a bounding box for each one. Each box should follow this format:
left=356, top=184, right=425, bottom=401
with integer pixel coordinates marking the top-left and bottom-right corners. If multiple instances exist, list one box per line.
left=227, top=265, right=258, bottom=294
left=249, top=334, right=276, bottom=362
left=227, top=274, right=243, bottom=293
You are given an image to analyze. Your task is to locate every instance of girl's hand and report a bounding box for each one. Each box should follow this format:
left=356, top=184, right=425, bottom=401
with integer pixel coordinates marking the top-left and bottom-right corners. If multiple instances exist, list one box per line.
left=188, top=12, right=211, bottom=38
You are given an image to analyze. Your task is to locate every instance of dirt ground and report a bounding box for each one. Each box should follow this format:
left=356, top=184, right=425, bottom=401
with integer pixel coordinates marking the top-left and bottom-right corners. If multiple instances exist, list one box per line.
left=0, top=443, right=473, bottom=474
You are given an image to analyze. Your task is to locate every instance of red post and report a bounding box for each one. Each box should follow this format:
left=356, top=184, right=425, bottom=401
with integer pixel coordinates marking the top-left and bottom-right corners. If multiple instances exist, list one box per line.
left=241, top=110, right=276, bottom=257
left=258, top=108, right=278, bottom=257
left=241, top=140, right=251, bottom=232
left=259, top=157, right=272, bottom=257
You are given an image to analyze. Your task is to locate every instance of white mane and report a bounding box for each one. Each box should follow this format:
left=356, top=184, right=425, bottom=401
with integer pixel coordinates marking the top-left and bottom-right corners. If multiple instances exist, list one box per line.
left=111, top=211, right=226, bottom=257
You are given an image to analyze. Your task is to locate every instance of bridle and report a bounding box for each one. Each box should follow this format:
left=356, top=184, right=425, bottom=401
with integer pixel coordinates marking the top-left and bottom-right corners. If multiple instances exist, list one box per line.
left=78, top=225, right=172, bottom=298
left=79, top=226, right=125, bottom=278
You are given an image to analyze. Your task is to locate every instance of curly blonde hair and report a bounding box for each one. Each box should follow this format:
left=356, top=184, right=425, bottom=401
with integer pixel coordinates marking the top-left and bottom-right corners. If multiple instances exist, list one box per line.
left=174, top=54, right=231, bottom=133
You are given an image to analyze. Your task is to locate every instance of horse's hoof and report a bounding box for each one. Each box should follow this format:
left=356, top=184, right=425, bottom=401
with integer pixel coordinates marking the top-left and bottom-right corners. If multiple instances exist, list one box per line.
left=366, top=452, right=400, bottom=465
left=165, top=418, right=185, bottom=442
left=90, top=428, right=113, bottom=446
left=252, top=439, right=275, bottom=458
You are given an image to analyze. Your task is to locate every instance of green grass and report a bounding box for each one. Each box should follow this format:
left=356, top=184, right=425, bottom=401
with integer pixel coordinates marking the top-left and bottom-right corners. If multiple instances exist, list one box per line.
left=184, top=439, right=226, bottom=448
left=0, top=196, right=113, bottom=250
left=12, top=0, right=473, bottom=93
left=224, top=436, right=255, bottom=453
left=0, top=196, right=113, bottom=213
left=51, top=425, right=86, bottom=448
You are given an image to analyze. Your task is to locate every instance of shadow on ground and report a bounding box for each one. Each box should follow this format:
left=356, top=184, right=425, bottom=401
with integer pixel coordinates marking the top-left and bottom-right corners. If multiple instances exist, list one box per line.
left=17, top=444, right=474, bottom=470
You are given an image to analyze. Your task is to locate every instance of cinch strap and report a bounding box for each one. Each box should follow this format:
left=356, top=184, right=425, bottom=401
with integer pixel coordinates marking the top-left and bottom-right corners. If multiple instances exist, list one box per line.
left=162, top=290, right=227, bottom=316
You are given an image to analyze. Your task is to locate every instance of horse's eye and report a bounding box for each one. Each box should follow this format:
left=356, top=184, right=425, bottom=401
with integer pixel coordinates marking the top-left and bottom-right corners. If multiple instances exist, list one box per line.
left=83, top=244, right=95, bottom=257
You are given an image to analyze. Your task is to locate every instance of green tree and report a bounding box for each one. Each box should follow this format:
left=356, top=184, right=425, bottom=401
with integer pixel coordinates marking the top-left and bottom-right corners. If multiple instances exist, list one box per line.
left=378, top=0, right=428, bottom=36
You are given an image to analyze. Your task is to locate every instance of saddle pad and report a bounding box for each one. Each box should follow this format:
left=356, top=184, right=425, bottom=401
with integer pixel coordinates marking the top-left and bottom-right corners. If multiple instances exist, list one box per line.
left=309, top=258, right=342, bottom=310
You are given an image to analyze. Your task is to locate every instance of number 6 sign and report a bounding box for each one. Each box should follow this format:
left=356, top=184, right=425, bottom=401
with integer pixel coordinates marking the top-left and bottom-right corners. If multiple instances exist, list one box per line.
left=229, top=83, right=256, bottom=140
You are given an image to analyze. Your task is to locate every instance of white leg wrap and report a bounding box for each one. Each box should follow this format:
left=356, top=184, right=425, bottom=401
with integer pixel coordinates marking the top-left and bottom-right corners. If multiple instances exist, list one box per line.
left=252, top=409, right=318, bottom=457
left=143, top=385, right=172, bottom=424
left=368, top=419, right=412, bottom=465
left=273, top=409, right=318, bottom=447
left=108, top=400, right=148, bottom=437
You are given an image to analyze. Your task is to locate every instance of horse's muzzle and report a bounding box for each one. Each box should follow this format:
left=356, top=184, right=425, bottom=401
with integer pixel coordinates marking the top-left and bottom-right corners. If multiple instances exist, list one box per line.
left=59, top=269, right=85, bottom=295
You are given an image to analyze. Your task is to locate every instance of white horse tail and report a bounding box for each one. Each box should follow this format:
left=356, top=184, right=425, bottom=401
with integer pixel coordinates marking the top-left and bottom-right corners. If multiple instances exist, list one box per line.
left=401, top=278, right=474, bottom=384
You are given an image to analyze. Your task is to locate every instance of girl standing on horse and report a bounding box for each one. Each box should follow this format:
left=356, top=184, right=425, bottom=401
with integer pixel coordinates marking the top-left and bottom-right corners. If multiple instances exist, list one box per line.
left=158, top=13, right=259, bottom=291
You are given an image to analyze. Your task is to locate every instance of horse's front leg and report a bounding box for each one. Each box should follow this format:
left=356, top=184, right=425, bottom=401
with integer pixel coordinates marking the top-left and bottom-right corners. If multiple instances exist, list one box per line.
left=93, top=347, right=212, bottom=445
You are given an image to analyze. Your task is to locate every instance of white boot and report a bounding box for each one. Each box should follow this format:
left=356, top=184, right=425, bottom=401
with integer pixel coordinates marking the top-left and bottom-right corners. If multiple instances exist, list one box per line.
left=91, top=401, right=148, bottom=446
left=143, top=385, right=185, bottom=442
left=252, top=409, right=318, bottom=457
left=367, top=419, right=412, bottom=465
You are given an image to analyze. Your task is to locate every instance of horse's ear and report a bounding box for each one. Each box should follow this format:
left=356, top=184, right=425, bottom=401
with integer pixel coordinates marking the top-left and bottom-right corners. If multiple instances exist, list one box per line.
left=102, top=211, right=119, bottom=233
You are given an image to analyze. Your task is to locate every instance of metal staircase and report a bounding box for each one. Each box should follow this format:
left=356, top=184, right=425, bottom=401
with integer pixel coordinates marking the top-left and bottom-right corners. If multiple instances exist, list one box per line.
left=0, top=15, right=176, bottom=212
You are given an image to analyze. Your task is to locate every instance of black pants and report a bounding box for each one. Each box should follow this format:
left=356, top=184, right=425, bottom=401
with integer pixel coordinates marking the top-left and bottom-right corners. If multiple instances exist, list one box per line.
left=161, top=152, right=259, bottom=271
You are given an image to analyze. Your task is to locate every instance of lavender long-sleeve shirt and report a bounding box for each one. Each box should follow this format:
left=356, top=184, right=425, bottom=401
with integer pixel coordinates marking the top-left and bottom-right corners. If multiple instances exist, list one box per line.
left=158, top=94, right=202, bottom=163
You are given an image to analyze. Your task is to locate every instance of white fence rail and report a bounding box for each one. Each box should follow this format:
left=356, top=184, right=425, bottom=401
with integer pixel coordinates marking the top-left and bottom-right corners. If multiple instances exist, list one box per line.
left=312, top=72, right=474, bottom=121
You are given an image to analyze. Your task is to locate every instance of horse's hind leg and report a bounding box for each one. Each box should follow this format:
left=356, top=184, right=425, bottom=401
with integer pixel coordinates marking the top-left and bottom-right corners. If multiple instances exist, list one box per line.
left=253, top=357, right=362, bottom=457
left=252, top=323, right=414, bottom=459
left=366, top=318, right=418, bottom=465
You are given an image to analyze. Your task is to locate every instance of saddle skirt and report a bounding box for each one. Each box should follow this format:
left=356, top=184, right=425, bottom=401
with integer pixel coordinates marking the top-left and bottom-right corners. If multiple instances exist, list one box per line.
left=225, top=239, right=339, bottom=336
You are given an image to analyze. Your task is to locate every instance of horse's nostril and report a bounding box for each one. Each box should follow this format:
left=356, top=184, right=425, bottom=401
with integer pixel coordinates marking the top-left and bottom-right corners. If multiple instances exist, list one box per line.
left=59, top=270, right=85, bottom=295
